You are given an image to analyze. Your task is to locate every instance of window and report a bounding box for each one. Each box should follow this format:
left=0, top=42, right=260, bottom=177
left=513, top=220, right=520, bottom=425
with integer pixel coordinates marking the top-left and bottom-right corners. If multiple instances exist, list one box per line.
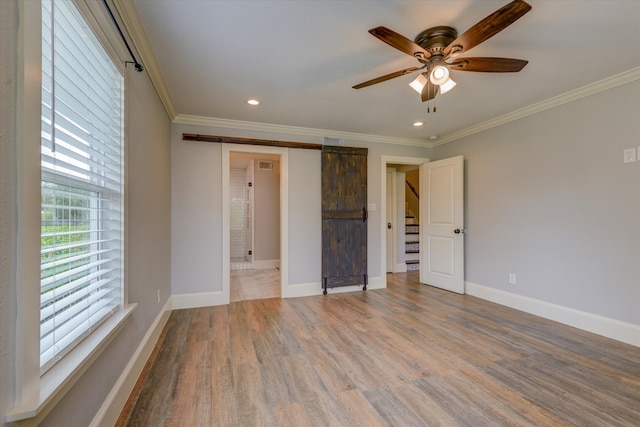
left=40, top=0, right=124, bottom=373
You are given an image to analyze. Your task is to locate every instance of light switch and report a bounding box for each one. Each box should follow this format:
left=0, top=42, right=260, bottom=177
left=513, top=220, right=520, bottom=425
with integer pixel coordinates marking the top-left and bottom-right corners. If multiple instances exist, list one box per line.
left=623, top=148, right=636, bottom=163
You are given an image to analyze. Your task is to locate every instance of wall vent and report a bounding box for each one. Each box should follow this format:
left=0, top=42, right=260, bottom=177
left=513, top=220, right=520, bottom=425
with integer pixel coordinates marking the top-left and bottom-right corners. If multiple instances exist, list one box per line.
left=323, top=136, right=344, bottom=146
left=258, top=160, right=273, bottom=170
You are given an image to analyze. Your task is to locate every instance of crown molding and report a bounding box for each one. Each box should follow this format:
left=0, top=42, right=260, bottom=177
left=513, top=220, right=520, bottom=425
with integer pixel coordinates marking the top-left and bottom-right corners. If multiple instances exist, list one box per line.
left=111, top=0, right=176, bottom=121
left=432, top=67, right=640, bottom=147
left=174, top=67, right=639, bottom=149
left=173, top=115, right=435, bottom=148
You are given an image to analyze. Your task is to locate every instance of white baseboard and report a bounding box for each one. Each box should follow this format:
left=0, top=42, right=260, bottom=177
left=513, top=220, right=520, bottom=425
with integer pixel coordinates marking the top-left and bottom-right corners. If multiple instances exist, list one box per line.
left=466, top=281, right=640, bottom=348
left=171, top=290, right=228, bottom=309
left=253, top=259, right=280, bottom=270
left=90, top=298, right=172, bottom=427
left=283, top=275, right=385, bottom=299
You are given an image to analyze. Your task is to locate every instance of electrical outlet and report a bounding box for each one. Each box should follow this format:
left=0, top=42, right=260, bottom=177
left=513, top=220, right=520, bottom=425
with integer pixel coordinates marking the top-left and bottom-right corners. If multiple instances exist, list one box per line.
left=623, top=148, right=636, bottom=163
left=157, top=289, right=161, bottom=304
left=508, top=273, right=517, bottom=285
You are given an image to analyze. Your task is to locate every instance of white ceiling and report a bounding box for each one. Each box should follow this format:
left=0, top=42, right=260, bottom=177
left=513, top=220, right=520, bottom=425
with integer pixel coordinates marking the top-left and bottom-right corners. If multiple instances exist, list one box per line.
left=131, top=0, right=640, bottom=144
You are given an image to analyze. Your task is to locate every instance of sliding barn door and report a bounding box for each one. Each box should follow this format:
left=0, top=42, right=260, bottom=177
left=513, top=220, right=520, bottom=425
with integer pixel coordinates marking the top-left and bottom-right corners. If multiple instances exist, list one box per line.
left=321, top=146, right=368, bottom=294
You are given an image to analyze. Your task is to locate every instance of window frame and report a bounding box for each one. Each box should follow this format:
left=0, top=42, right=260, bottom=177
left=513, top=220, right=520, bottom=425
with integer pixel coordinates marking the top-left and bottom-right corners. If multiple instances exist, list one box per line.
left=40, top=0, right=126, bottom=373
left=8, top=0, right=137, bottom=423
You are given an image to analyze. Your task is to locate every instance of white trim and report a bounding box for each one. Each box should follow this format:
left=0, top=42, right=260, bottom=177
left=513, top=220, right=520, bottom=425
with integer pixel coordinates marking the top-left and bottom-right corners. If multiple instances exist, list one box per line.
left=385, top=168, right=397, bottom=274
left=466, top=281, right=640, bottom=348
left=253, top=259, right=280, bottom=270
left=174, top=114, right=430, bottom=148
left=7, top=304, right=137, bottom=424
left=283, top=282, right=324, bottom=299
left=380, top=156, right=429, bottom=286
left=283, top=276, right=386, bottom=299
left=171, top=291, right=228, bottom=310
left=72, top=0, right=127, bottom=74
left=89, top=299, right=172, bottom=427
left=223, top=144, right=289, bottom=304
left=433, top=67, right=640, bottom=146
left=15, top=0, right=43, bottom=409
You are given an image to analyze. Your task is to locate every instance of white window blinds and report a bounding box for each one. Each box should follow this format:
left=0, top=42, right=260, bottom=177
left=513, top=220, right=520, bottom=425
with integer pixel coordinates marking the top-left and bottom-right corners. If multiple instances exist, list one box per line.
left=40, top=0, right=124, bottom=372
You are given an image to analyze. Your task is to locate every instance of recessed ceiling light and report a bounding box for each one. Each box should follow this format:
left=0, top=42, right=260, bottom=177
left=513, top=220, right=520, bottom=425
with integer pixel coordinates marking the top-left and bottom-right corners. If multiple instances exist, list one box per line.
left=247, top=99, right=260, bottom=106
left=412, top=121, right=424, bottom=127
left=428, top=135, right=439, bottom=141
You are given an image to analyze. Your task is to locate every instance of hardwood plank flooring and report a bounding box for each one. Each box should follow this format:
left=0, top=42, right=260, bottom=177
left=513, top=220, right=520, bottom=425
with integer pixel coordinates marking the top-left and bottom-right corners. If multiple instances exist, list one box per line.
left=117, top=272, right=640, bottom=426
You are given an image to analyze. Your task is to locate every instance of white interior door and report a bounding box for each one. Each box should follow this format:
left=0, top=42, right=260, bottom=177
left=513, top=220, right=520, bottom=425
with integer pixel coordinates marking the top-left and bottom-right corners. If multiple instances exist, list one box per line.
left=420, top=156, right=465, bottom=294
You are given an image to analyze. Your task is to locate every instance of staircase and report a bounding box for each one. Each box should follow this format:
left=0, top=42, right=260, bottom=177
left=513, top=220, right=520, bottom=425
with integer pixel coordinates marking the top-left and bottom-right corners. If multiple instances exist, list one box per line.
left=405, top=213, right=419, bottom=271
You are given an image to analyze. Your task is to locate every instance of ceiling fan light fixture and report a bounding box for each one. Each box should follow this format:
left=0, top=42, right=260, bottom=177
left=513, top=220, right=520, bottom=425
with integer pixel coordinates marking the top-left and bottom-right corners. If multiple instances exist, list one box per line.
left=439, top=77, right=457, bottom=94
left=429, top=65, right=450, bottom=86
left=409, top=73, right=428, bottom=94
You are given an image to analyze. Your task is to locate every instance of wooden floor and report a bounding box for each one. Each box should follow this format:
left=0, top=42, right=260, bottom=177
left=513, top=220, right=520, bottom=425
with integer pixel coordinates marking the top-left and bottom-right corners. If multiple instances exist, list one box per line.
left=117, top=272, right=640, bottom=426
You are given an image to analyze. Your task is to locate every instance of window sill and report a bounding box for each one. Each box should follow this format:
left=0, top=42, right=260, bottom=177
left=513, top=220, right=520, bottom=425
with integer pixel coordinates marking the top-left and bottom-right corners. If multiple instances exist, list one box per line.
left=6, top=303, right=137, bottom=424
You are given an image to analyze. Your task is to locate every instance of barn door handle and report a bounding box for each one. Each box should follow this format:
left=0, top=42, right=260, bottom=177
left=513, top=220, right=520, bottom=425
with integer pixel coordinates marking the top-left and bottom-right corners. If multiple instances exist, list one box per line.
left=362, top=207, right=368, bottom=222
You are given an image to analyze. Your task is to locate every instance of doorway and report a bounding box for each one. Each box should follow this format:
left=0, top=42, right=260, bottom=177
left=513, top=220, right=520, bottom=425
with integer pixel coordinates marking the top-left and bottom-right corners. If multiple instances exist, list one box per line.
left=381, top=155, right=466, bottom=294
left=223, top=145, right=288, bottom=303
left=382, top=157, right=427, bottom=276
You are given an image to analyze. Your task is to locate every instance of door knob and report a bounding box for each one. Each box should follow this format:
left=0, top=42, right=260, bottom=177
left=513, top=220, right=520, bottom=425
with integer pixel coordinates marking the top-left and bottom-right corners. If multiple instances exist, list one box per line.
left=387, top=222, right=392, bottom=229
left=454, top=228, right=466, bottom=234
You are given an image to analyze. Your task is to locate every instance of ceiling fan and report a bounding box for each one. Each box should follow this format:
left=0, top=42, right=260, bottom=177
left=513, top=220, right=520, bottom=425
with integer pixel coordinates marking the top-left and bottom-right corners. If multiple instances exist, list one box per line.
left=353, top=0, right=532, bottom=102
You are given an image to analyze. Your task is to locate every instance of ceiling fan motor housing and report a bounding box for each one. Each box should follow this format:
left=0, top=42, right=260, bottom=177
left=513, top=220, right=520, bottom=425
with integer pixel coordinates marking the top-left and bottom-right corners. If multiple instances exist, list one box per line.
left=414, top=26, right=458, bottom=56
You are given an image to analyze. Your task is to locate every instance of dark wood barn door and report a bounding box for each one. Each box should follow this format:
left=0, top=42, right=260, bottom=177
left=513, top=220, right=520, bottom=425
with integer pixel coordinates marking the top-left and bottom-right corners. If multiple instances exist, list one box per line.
left=321, top=145, right=368, bottom=295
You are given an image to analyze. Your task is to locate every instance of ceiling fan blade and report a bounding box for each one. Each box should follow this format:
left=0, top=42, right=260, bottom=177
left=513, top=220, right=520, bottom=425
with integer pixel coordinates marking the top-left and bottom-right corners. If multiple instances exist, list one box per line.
left=352, top=66, right=421, bottom=89
left=369, top=26, right=431, bottom=60
left=443, top=0, right=532, bottom=57
left=449, top=57, right=528, bottom=72
left=421, top=80, right=438, bottom=102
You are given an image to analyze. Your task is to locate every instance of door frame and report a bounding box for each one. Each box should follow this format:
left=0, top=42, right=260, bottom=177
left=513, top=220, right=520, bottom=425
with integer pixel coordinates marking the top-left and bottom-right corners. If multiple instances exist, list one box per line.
left=386, top=167, right=396, bottom=273
left=380, top=155, right=429, bottom=285
left=222, top=144, right=289, bottom=303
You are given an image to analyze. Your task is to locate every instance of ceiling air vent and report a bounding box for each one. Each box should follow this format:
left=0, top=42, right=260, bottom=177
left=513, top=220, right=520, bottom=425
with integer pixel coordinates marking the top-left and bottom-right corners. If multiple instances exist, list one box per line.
left=258, top=160, right=273, bottom=170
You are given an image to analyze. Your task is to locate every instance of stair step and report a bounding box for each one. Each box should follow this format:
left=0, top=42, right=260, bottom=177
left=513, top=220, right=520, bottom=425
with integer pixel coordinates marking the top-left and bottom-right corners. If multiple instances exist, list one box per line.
left=406, top=262, right=420, bottom=271
left=406, top=249, right=419, bottom=254
left=406, top=259, right=419, bottom=265
left=406, top=231, right=419, bottom=235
